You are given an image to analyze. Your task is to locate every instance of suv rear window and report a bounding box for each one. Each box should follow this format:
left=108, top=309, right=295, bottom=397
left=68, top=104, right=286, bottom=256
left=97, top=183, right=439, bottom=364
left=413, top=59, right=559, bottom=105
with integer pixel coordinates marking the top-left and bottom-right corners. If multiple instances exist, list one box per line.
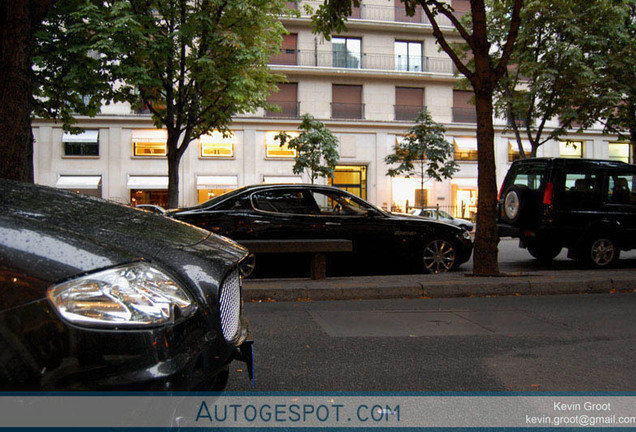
left=505, top=162, right=547, bottom=191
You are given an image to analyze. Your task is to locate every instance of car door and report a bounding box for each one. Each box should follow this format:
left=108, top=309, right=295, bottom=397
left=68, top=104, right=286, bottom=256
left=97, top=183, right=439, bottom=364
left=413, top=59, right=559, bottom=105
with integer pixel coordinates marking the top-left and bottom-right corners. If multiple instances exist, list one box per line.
left=603, top=170, right=636, bottom=247
left=248, top=188, right=325, bottom=239
left=308, top=188, right=399, bottom=264
left=172, top=192, right=255, bottom=239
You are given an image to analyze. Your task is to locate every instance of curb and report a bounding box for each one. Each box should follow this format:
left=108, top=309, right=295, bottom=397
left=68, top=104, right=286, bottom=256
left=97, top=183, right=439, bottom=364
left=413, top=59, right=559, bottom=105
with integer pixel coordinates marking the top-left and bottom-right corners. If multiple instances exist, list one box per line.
left=243, top=269, right=636, bottom=302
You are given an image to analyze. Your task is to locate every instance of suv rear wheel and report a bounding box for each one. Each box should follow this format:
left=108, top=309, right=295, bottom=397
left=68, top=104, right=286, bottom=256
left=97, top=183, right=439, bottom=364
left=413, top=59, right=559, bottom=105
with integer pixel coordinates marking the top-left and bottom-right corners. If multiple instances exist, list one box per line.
left=578, top=236, right=620, bottom=268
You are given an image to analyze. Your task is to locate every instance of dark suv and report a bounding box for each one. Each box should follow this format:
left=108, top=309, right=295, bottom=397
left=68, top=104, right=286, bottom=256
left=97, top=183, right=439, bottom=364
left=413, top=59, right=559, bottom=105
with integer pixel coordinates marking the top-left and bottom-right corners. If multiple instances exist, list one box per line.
left=498, top=158, right=636, bottom=268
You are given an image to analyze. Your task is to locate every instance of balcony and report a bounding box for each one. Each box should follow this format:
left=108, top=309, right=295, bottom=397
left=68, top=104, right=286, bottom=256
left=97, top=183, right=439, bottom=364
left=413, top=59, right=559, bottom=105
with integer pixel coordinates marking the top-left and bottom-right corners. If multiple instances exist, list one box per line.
left=293, top=1, right=455, bottom=26
left=395, top=105, right=425, bottom=121
left=332, top=103, right=365, bottom=120
left=266, top=101, right=300, bottom=118
left=452, top=107, right=477, bottom=123
left=270, top=50, right=453, bottom=74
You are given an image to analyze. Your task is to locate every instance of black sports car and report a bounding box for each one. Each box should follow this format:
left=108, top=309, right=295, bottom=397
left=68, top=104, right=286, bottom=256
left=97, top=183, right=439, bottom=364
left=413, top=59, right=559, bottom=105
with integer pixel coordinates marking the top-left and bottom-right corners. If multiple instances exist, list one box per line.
left=169, top=184, right=473, bottom=275
left=0, top=179, right=253, bottom=391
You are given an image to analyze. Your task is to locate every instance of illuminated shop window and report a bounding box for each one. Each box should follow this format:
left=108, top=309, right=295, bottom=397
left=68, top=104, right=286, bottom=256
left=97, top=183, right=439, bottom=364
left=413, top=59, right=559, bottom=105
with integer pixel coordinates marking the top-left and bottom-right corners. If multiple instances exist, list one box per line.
left=265, top=131, right=298, bottom=158
left=132, top=130, right=167, bottom=157
left=559, top=140, right=584, bottom=158
left=200, top=132, right=235, bottom=158
left=454, top=137, right=478, bottom=161
left=609, top=142, right=630, bottom=163
left=197, top=175, right=238, bottom=203
left=508, top=140, right=532, bottom=162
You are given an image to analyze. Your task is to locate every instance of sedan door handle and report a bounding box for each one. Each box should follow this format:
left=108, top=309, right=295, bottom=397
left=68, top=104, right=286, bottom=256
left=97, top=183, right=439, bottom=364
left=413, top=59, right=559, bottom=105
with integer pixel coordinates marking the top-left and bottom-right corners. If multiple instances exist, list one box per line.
left=325, top=222, right=341, bottom=226
left=252, top=220, right=271, bottom=225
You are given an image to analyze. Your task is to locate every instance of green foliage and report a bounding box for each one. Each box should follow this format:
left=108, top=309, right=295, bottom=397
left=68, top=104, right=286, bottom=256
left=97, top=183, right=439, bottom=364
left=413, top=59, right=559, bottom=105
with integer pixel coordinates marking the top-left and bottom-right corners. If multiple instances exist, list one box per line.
left=601, top=1, right=636, bottom=153
left=490, top=0, right=633, bottom=156
left=385, top=110, right=458, bottom=182
left=59, top=0, right=291, bottom=207
left=276, top=114, right=339, bottom=184
left=33, top=0, right=118, bottom=133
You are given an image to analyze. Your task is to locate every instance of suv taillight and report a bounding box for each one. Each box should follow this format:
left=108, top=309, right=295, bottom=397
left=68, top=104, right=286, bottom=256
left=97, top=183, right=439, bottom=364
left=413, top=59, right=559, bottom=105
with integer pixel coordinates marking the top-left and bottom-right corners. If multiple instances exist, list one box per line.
left=543, top=182, right=554, bottom=205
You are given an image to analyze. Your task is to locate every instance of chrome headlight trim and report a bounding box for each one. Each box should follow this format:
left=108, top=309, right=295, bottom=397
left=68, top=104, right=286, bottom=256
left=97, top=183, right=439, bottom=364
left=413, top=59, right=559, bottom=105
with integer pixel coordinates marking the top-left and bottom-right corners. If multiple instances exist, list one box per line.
left=47, top=262, right=196, bottom=327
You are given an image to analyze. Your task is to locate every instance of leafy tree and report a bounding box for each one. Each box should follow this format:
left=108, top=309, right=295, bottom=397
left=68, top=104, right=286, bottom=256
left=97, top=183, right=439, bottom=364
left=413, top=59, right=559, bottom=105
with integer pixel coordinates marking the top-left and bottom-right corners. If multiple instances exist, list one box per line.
left=0, top=0, right=58, bottom=182
left=313, top=0, right=524, bottom=275
left=32, top=0, right=118, bottom=134
left=491, top=0, right=632, bottom=158
left=78, top=0, right=291, bottom=208
left=385, top=110, right=458, bottom=209
left=275, top=114, right=339, bottom=184
left=602, top=1, right=636, bottom=160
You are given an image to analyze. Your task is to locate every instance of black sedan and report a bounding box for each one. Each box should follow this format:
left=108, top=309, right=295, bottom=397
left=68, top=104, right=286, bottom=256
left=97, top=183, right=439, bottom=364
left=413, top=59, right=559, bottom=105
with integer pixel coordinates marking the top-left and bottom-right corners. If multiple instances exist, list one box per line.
left=169, top=184, right=473, bottom=275
left=0, top=179, right=253, bottom=391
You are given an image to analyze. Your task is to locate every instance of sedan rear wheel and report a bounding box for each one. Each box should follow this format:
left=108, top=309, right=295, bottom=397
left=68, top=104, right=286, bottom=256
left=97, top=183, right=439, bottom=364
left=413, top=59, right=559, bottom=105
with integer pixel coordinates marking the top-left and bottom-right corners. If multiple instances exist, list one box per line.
left=421, top=238, right=456, bottom=273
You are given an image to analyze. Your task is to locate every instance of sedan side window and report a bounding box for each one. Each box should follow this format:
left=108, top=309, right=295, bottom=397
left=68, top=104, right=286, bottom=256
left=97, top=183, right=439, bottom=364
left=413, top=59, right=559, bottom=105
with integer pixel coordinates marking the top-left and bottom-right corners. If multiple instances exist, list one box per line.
left=311, top=190, right=370, bottom=216
left=252, top=190, right=320, bottom=215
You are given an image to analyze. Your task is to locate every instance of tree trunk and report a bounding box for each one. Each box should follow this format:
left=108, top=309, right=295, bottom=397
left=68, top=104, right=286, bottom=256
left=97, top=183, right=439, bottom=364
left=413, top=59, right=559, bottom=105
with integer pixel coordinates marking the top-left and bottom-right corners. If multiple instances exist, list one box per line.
left=472, top=87, right=500, bottom=275
left=0, top=1, right=43, bottom=182
left=166, top=134, right=181, bottom=209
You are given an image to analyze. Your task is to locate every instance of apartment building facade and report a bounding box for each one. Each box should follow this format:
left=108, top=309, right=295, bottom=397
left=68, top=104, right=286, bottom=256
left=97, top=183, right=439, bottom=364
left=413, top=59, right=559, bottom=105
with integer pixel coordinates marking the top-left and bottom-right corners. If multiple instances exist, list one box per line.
left=31, top=0, right=629, bottom=218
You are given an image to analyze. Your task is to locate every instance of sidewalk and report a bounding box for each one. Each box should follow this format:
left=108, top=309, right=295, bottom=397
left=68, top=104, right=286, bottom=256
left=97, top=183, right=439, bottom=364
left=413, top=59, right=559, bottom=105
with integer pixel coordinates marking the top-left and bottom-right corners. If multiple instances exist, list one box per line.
left=243, top=268, right=636, bottom=302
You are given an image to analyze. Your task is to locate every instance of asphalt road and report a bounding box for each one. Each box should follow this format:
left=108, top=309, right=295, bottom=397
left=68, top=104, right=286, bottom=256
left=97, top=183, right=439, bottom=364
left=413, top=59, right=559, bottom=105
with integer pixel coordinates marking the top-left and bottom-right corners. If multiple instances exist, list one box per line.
left=481, top=237, right=636, bottom=272
left=227, top=293, right=636, bottom=392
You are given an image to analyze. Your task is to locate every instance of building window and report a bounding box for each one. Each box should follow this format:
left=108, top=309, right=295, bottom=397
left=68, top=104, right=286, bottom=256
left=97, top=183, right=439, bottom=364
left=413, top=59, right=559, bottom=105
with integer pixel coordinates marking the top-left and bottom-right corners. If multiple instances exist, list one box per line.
left=55, top=175, right=102, bottom=198
left=332, top=85, right=364, bottom=119
left=454, top=137, right=478, bottom=161
left=328, top=165, right=367, bottom=199
left=559, top=140, right=584, bottom=158
left=200, top=131, right=235, bottom=158
left=452, top=90, right=477, bottom=123
left=394, top=0, right=422, bottom=23
left=266, top=83, right=299, bottom=118
left=508, top=140, right=532, bottom=162
left=395, top=41, right=423, bottom=72
left=127, top=176, right=169, bottom=207
left=332, top=37, right=361, bottom=69
left=132, top=129, right=167, bottom=157
left=609, top=142, right=631, bottom=163
left=452, top=179, right=478, bottom=220
left=265, top=131, right=298, bottom=158
left=270, top=33, right=297, bottom=65
left=63, top=131, right=99, bottom=157
left=197, top=175, right=238, bottom=203
left=395, top=87, right=424, bottom=121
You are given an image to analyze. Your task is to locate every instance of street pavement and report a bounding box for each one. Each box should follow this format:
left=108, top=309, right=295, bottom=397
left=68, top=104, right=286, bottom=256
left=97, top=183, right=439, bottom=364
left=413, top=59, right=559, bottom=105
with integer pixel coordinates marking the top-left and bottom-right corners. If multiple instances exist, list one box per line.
left=243, top=238, right=636, bottom=302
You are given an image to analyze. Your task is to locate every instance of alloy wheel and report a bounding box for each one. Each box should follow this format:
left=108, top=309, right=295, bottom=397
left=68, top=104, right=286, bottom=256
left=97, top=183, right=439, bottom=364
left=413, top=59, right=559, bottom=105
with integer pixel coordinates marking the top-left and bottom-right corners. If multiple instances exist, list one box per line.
left=422, top=239, right=456, bottom=273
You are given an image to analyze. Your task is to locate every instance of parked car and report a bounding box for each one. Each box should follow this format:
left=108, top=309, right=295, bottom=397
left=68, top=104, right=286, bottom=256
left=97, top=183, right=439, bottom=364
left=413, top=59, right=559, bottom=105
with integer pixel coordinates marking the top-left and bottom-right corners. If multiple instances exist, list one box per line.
left=136, top=203, right=167, bottom=215
left=168, top=184, right=473, bottom=274
left=498, top=157, right=636, bottom=268
left=0, top=179, right=253, bottom=391
left=409, top=207, right=474, bottom=231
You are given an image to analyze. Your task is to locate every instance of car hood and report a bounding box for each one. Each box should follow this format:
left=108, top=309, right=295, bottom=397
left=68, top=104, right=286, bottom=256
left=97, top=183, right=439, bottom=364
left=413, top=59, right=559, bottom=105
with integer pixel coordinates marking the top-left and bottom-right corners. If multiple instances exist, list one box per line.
left=0, top=180, right=245, bottom=308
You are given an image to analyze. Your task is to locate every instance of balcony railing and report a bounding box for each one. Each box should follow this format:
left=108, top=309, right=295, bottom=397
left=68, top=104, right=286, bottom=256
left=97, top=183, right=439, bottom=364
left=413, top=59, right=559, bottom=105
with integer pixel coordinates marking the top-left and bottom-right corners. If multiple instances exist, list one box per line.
left=395, top=105, right=425, bottom=121
left=294, top=1, right=455, bottom=26
left=452, top=107, right=477, bottom=123
left=332, top=103, right=365, bottom=120
left=270, top=50, right=453, bottom=74
left=266, top=101, right=300, bottom=118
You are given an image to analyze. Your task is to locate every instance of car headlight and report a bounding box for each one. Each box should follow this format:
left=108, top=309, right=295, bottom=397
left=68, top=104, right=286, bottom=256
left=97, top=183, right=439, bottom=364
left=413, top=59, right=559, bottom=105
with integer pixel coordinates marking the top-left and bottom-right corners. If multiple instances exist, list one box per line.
left=48, top=262, right=196, bottom=327
left=462, top=230, right=472, bottom=240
